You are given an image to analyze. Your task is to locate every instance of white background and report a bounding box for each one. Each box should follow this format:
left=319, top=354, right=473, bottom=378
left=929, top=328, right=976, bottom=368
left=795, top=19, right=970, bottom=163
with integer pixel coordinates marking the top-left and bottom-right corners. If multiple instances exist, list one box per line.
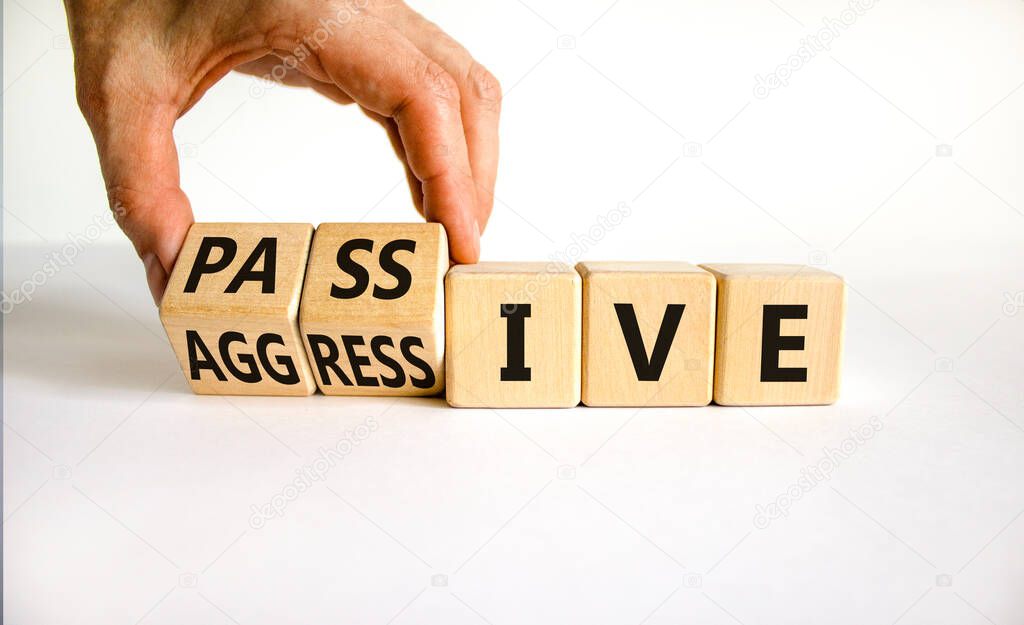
left=4, top=0, right=1024, bottom=623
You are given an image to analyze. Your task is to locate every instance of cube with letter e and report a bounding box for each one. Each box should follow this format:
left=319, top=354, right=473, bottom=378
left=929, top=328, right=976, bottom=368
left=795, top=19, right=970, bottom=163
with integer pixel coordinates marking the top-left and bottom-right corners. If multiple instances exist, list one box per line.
left=299, top=223, right=447, bottom=396
left=160, top=223, right=317, bottom=396
left=700, top=264, right=845, bottom=406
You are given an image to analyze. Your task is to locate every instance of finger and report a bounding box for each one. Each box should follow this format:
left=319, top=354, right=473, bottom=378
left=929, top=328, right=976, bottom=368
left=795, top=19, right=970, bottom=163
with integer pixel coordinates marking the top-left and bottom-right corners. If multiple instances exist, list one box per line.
left=85, top=103, right=194, bottom=304
left=391, top=7, right=501, bottom=232
left=361, top=107, right=425, bottom=216
left=316, top=16, right=480, bottom=262
left=235, top=54, right=356, bottom=105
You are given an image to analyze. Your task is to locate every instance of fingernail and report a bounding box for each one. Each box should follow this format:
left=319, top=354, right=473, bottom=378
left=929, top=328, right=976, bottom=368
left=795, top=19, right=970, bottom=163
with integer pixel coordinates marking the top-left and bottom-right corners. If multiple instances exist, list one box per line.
left=143, top=253, right=168, bottom=307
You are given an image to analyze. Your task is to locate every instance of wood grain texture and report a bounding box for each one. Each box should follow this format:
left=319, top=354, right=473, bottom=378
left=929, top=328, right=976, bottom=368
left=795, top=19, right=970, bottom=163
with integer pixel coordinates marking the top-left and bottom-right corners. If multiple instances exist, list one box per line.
left=700, top=264, right=845, bottom=406
left=299, top=223, right=447, bottom=396
left=445, top=262, right=581, bottom=408
left=578, top=262, right=715, bottom=407
left=160, top=223, right=316, bottom=396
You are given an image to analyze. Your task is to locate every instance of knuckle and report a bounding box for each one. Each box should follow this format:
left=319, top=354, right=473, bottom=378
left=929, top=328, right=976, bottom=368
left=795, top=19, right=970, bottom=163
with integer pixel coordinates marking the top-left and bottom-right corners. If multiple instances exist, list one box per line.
left=104, top=187, right=146, bottom=255
left=104, top=185, right=142, bottom=229
left=72, top=44, right=129, bottom=118
left=418, top=60, right=461, bottom=108
left=74, top=60, right=157, bottom=123
left=73, top=65, right=118, bottom=120
left=466, top=62, right=501, bottom=107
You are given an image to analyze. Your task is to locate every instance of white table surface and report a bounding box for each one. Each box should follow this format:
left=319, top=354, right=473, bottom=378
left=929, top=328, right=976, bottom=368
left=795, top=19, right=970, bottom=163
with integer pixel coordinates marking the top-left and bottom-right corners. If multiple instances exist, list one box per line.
left=4, top=242, right=1023, bottom=624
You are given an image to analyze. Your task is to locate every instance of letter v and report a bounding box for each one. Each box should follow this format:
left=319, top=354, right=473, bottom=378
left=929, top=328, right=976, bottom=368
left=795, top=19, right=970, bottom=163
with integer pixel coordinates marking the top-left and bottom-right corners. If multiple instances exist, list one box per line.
left=613, top=304, right=686, bottom=381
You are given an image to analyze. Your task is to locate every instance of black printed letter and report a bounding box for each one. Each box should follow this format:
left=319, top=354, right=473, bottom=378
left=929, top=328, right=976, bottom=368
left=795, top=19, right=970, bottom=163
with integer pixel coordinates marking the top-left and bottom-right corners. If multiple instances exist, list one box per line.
left=306, top=334, right=353, bottom=386
left=257, top=334, right=300, bottom=385
left=373, top=239, right=416, bottom=300
left=331, top=238, right=374, bottom=299
left=401, top=336, right=435, bottom=389
left=184, top=237, right=236, bottom=293
left=500, top=304, right=531, bottom=382
left=225, top=238, right=277, bottom=294
left=614, top=303, right=685, bottom=381
left=186, top=330, right=227, bottom=381
left=761, top=304, right=808, bottom=382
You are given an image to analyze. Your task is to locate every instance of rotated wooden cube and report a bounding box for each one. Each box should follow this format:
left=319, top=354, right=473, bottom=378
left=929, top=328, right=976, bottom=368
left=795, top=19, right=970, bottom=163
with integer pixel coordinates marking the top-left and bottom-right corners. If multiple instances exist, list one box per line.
left=445, top=263, right=582, bottom=408
left=577, top=262, right=716, bottom=407
left=160, top=223, right=317, bottom=396
left=299, top=223, right=447, bottom=396
left=700, top=264, right=845, bottom=406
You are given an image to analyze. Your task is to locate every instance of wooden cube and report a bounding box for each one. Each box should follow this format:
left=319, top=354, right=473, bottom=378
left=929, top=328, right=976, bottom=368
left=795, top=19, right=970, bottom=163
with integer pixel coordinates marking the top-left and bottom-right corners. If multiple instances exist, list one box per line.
left=700, top=264, right=845, bottom=406
left=160, top=223, right=317, bottom=396
left=299, top=223, right=447, bottom=396
left=445, top=263, right=581, bottom=408
left=577, top=262, right=716, bottom=407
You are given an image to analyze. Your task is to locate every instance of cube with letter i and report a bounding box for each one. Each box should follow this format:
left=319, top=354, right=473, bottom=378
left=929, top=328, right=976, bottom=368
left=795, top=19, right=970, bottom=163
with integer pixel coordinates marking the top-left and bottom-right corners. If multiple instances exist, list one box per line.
left=699, top=264, right=846, bottom=406
left=445, top=263, right=582, bottom=408
left=159, top=223, right=317, bottom=396
left=578, top=262, right=716, bottom=407
left=299, top=223, right=447, bottom=396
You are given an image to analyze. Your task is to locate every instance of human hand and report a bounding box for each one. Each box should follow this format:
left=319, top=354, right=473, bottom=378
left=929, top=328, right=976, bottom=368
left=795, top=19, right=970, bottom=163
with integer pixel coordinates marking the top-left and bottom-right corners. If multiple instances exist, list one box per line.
left=64, top=0, right=501, bottom=303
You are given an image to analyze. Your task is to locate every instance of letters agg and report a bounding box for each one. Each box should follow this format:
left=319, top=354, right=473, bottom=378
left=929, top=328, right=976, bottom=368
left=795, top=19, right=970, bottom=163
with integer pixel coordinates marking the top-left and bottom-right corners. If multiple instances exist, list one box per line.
left=160, top=223, right=846, bottom=407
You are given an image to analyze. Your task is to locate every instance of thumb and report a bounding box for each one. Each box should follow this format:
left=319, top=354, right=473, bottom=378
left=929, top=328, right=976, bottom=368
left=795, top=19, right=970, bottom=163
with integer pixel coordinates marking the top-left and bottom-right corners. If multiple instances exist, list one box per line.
left=89, top=104, right=194, bottom=304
